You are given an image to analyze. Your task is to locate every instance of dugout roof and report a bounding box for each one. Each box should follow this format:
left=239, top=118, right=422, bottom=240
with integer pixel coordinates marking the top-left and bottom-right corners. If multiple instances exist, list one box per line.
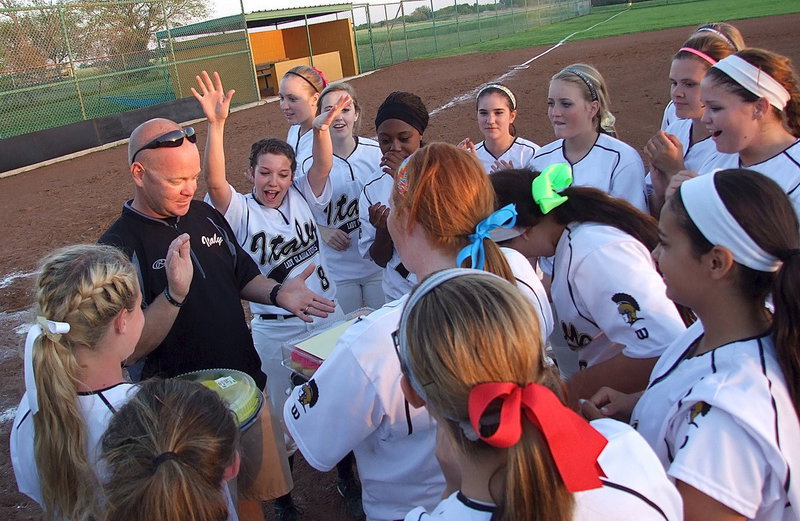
left=156, top=3, right=354, bottom=38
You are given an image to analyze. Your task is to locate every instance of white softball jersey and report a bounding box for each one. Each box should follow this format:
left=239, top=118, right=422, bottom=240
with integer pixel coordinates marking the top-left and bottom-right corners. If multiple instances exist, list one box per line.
left=298, top=137, right=384, bottom=284
left=474, top=137, right=539, bottom=174
left=283, top=249, right=557, bottom=521
left=550, top=222, right=685, bottom=375
left=531, top=134, right=648, bottom=213
left=631, top=321, right=800, bottom=520
left=215, top=177, right=336, bottom=316
left=11, top=382, right=138, bottom=507
left=287, top=124, right=314, bottom=171
left=359, top=170, right=417, bottom=301
left=404, top=418, right=683, bottom=521
left=661, top=100, right=678, bottom=132
left=696, top=139, right=800, bottom=217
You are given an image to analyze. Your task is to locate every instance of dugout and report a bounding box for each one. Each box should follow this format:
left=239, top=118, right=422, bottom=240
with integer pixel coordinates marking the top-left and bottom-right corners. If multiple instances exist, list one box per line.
left=159, top=4, right=358, bottom=100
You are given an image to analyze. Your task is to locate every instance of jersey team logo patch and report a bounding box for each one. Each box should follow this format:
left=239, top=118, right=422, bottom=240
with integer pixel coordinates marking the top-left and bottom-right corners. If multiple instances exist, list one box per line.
left=152, top=258, right=166, bottom=270
left=289, top=379, right=319, bottom=420
left=612, top=293, right=642, bottom=325
left=298, top=379, right=319, bottom=409
left=689, top=401, right=712, bottom=424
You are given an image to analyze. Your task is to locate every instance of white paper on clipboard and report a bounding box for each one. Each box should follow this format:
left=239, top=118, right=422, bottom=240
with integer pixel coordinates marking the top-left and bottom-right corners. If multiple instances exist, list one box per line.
left=293, top=318, right=358, bottom=361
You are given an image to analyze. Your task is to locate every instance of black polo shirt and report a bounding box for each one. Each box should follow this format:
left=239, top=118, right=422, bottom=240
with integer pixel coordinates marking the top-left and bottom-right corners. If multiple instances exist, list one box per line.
left=99, top=200, right=267, bottom=389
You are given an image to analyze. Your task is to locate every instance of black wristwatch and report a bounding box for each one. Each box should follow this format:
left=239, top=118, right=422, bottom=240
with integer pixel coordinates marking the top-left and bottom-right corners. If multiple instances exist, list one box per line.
left=269, top=283, right=282, bottom=306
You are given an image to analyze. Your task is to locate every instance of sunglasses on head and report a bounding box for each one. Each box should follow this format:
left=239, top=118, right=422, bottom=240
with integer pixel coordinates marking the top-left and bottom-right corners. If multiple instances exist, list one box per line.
left=131, top=127, right=197, bottom=162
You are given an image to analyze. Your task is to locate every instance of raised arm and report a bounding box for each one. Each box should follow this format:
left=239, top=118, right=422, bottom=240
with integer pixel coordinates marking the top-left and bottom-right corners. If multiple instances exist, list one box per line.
left=305, top=94, right=353, bottom=196
left=192, top=70, right=235, bottom=215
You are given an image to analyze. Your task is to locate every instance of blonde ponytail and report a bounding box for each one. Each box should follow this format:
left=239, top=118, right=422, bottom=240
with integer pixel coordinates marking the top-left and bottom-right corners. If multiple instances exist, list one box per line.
left=30, top=244, right=138, bottom=521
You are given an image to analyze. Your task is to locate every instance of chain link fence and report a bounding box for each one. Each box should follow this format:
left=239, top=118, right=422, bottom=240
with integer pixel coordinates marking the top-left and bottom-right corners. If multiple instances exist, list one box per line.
left=1, top=0, right=592, bottom=140
left=0, top=0, right=257, bottom=140
left=352, top=0, right=590, bottom=71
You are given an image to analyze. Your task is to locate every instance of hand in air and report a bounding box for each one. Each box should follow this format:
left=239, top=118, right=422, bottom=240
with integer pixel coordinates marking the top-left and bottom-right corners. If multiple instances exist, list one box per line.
left=313, top=93, right=353, bottom=131
left=191, top=70, right=235, bottom=124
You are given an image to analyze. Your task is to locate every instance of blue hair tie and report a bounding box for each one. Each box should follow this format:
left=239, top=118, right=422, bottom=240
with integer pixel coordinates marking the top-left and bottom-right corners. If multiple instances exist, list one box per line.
left=456, top=204, right=517, bottom=270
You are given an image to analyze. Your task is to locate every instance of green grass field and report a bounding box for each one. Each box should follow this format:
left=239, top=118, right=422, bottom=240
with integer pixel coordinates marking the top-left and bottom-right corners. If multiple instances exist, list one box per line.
left=417, top=0, right=800, bottom=58
left=355, top=1, right=589, bottom=69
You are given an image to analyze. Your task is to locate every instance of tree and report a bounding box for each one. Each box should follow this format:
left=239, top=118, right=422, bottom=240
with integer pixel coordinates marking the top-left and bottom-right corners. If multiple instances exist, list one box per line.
left=0, top=0, right=211, bottom=73
left=97, top=0, right=210, bottom=70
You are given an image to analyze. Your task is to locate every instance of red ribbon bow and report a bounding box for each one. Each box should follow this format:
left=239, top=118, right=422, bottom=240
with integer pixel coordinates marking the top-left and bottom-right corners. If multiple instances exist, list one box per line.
left=468, top=382, right=607, bottom=492
left=312, top=67, right=328, bottom=88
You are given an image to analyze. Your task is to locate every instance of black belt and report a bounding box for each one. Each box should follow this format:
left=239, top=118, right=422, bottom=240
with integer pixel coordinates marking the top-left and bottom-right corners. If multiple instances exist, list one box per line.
left=259, top=313, right=296, bottom=320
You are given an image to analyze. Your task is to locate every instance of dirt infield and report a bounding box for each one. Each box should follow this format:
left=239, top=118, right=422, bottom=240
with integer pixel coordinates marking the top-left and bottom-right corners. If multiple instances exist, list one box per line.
left=2, top=13, right=799, bottom=520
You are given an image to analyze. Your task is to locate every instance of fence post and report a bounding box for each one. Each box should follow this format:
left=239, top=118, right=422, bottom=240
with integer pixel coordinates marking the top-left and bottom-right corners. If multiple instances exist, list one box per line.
left=494, top=0, right=499, bottom=39
left=239, top=0, right=260, bottom=100
left=304, top=15, right=315, bottom=67
left=476, top=0, right=481, bottom=42
left=57, top=5, right=87, bottom=120
left=351, top=6, right=365, bottom=73
left=383, top=4, right=394, bottom=64
left=161, top=0, right=182, bottom=98
left=524, top=0, right=529, bottom=29
left=430, top=0, right=438, bottom=53
left=454, top=0, right=461, bottom=47
left=510, top=0, right=515, bottom=34
left=400, top=1, right=410, bottom=61
left=366, top=7, right=377, bottom=70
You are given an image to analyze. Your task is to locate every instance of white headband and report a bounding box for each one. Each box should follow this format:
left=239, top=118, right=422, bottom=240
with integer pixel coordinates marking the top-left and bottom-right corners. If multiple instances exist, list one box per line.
left=24, top=317, right=71, bottom=415
left=680, top=173, right=781, bottom=272
left=477, top=84, right=517, bottom=109
left=712, top=55, right=791, bottom=110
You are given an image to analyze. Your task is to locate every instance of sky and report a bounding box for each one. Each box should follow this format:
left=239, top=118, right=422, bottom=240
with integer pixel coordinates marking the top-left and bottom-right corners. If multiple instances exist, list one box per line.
left=212, top=0, right=376, bottom=18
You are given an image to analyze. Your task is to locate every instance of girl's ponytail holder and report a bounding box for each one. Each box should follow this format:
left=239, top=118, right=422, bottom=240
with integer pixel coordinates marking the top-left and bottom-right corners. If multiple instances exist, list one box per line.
left=24, top=317, right=71, bottom=415
left=456, top=204, right=517, bottom=270
left=468, top=381, right=607, bottom=492
left=312, top=67, right=328, bottom=88
left=531, top=163, right=572, bottom=214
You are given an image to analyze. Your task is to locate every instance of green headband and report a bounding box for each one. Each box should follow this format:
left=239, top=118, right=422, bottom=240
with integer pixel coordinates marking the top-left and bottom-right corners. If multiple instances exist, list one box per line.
left=531, top=163, right=573, bottom=214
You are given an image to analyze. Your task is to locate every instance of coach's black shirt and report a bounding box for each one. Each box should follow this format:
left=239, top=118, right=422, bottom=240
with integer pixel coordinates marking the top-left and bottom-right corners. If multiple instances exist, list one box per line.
left=99, top=200, right=267, bottom=389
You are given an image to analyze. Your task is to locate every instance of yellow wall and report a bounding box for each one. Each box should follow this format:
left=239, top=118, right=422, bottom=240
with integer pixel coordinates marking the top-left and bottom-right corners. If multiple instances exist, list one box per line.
left=249, top=29, right=286, bottom=65
left=282, top=19, right=358, bottom=77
